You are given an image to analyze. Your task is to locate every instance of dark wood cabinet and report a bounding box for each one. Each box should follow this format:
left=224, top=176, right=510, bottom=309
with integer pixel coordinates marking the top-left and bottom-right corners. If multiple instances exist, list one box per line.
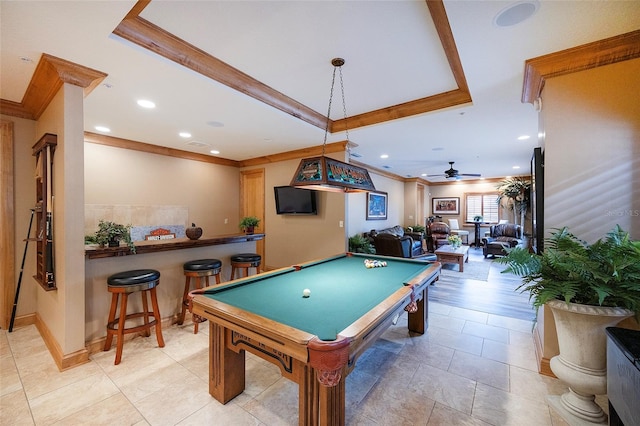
left=32, top=134, right=57, bottom=291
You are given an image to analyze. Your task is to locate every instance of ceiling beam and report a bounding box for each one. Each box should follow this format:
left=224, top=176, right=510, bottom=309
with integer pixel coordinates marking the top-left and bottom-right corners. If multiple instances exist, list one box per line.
left=0, top=54, right=107, bottom=120
left=113, top=0, right=471, bottom=134
left=522, top=29, right=640, bottom=104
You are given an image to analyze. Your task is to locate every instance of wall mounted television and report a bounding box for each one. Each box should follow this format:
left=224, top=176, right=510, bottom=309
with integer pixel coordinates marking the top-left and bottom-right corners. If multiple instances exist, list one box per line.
left=274, top=186, right=318, bottom=215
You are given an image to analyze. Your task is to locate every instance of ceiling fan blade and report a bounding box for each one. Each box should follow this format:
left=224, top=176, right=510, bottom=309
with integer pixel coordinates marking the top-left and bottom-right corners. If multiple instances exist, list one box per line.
left=460, top=173, right=481, bottom=177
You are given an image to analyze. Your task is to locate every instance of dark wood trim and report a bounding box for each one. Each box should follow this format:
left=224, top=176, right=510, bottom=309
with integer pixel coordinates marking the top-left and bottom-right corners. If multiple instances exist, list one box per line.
left=84, top=132, right=240, bottom=167
left=1, top=120, right=15, bottom=329
left=0, top=54, right=107, bottom=120
left=85, top=233, right=265, bottom=259
left=522, top=29, right=640, bottom=104
left=114, top=0, right=470, bottom=133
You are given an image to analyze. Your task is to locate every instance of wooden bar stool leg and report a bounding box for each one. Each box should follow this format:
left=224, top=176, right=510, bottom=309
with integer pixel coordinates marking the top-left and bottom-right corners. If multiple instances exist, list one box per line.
left=141, top=290, right=151, bottom=337
left=150, top=287, right=165, bottom=347
left=104, top=292, right=119, bottom=351
left=178, top=275, right=191, bottom=325
left=193, top=276, right=207, bottom=335
left=115, top=293, right=129, bottom=365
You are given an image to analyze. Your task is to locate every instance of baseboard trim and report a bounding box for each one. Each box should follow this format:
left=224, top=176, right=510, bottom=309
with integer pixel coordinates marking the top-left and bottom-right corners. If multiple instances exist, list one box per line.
left=10, top=312, right=37, bottom=329
left=34, top=314, right=89, bottom=371
left=533, top=324, right=556, bottom=378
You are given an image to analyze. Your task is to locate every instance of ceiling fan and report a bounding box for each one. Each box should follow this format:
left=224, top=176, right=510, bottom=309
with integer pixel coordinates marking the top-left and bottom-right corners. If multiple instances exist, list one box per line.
left=427, top=162, right=481, bottom=180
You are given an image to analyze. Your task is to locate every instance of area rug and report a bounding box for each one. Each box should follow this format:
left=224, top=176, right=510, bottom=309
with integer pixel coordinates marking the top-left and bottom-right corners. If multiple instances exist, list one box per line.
left=439, top=259, right=491, bottom=281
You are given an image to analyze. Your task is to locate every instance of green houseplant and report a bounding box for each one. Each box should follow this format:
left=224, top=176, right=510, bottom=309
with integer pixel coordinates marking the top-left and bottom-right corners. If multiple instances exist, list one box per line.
left=498, top=225, right=640, bottom=315
left=87, top=220, right=136, bottom=253
left=497, top=225, right=640, bottom=423
left=348, top=234, right=375, bottom=254
left=239, top=216, right=260, bottom=234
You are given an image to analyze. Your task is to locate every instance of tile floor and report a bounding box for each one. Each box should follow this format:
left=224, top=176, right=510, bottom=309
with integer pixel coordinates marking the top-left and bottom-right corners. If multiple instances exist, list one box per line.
left=1, top=259, right=608, bottom=425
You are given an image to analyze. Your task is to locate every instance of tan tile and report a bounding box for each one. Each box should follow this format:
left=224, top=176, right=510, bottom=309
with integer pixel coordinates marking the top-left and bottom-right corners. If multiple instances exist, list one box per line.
left=424, top=326, right=484, bottom=356
left=242, top=377, right=299, bottom=425
left=21, top=358, right=104, bottom=400
left=509, top=366, right=568, bottom=404
left=410, top=362, right=476, bottom=415
left=30, top=373, right=120, bottom=425
left=427, top=402, right=492, bottom=425
left=472, top=382, right=554, bottom=426
left=395, top=338, right=455, bottom=371
left=488, top=314, right=535, bottom=333
left=133, top=371, right=212, bottom=426
left=354, top=382, right=436, bottom=425
left=448, top=307, right=489, bottom=324
left=428, top=301, right=453, bottom=316
left=482, top=339, right=538, bottom=372
left=52, top=393, right=144, bottom=425
left=0, top=353, right=22, bottom=397
left=449, top=350, right=510, bottom=391
left=462, top=321, right=510, bottom=343
left=0, top=389, right=34, bottom=425
left=118, top=362, right=198, bottom=403
left=429, top=311, right=466, bottom=333
left=177, top=399, right=261, bottom=425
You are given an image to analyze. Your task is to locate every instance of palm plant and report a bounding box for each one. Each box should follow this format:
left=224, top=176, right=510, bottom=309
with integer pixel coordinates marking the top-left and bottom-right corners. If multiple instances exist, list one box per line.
left=348, top=234, right=375, bottom=254
left=496, top=177, right=530, bottom=226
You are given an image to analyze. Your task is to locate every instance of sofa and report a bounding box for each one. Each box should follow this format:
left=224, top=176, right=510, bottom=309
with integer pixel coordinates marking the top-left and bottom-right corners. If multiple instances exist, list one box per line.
left=481, top=223, right=524, bottom=258
left=368, top=225, right=424, bottom=258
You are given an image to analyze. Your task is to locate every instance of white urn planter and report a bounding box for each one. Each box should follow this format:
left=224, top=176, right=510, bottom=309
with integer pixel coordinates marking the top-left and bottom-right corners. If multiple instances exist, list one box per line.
left=546, top=299, right=634, bottom=425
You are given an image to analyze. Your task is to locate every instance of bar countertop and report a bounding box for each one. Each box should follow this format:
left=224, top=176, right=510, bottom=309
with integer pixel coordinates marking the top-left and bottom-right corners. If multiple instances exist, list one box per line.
left=85, top=233, right=265, bottom=259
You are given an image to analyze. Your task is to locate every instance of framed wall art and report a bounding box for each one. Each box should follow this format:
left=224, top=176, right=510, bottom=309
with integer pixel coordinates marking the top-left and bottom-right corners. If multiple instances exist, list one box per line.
left=366, top=191, right=388, bottom=220
left=432, top=197, right=459, bottom=215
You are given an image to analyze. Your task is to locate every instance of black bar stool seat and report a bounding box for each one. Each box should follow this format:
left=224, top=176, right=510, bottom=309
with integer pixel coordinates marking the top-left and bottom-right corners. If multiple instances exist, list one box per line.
left=178, top=259, right=222, bottom=334
left=230, top=253, right=261, bottom=280
left=104, top=269, right=165, bottom=365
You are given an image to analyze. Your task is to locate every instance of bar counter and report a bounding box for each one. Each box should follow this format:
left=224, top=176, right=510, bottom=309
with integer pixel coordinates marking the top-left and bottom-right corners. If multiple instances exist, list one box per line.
left=84, top=233, right=264, bottom=343
left=85, top=233, right=265, bottom=259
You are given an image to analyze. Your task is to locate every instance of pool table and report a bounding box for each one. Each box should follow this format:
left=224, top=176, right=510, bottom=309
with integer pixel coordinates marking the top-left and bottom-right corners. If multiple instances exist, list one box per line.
left=189, top=253, right=441, bottom=426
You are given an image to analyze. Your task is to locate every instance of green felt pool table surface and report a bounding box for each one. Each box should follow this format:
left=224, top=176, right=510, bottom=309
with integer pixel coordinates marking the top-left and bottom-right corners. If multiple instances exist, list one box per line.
left=197, top=253, right=435, bottom=340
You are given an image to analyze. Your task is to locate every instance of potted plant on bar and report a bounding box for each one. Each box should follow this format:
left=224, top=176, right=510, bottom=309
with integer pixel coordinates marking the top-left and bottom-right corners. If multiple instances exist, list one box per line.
left=88, top=220, right=136, bottom=253
left=497, top=225, right=640, bottom=424
left=239, top=216, right=260, bottom=234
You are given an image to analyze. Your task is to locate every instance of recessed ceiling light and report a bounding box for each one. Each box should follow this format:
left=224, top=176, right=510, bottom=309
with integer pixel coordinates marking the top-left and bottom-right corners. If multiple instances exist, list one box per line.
left=95, top=126, right=110, bottom=133
left=380, top=154, right=389, bottom=159
left=137, top=99, right=156, bottom=109
left=513, top=166, right=521, bottom=169
left=210, top=150, right=220, bottom=155
left=517, top=135, right=530, bottom=140
left=421, top=173, right=427, bottom=177
left=179, top=132, right=192, bottom=138
left=494, top=1, right=539, bottom=27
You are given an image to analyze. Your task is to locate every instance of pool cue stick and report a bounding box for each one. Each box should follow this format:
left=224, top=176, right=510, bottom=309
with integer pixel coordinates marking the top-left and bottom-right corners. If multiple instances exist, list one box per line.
left=9, top=209, right=35, bottom=332
left=44, top=144, right=54, bottom=288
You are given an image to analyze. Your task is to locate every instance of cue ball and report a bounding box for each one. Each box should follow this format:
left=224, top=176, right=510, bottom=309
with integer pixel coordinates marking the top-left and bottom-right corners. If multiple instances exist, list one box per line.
left=302, top=288, right=311, bottom=298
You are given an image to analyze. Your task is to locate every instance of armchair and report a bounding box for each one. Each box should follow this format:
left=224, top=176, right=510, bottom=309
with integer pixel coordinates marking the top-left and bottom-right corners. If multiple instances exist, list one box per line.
left=481, top=223, right=523, bottom=258
left=368, top=225, right=423, bottom=258
left=428, top=222, right=450, bottom=251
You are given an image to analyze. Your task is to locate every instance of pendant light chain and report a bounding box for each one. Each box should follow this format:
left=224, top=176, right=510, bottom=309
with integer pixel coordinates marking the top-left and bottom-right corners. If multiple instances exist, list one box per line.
left=337, top=65, right=350, bottom=155
left=322, top=65, right=338, bottom=157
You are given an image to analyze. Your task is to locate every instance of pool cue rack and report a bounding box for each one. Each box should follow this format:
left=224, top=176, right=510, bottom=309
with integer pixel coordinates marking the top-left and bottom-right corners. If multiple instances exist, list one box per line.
left=31, top=133, right=57, bottom=291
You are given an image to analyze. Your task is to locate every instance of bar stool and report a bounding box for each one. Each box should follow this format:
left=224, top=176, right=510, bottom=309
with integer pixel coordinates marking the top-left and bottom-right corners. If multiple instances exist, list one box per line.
left=178, top=258, right=222, bottom=334
left=104, top=269, right=165, bottom=365
left=230, top=253, right=262, bottom=280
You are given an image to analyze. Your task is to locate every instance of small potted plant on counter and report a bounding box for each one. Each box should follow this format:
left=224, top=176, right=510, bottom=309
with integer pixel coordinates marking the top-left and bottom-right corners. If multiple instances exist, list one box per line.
left=239, top=216, right=260, bottom=234
left=87, top=220, right=136, bottom=253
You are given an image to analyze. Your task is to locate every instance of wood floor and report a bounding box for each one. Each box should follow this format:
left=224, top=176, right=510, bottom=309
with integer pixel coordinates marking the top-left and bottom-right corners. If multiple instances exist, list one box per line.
left=429, top=247, right=537, bottom=322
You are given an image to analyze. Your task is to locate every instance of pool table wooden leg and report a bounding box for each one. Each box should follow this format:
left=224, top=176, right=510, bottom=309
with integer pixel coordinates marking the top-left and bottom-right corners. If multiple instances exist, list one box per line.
left=209, top=322, right=245, bottom=403
left=300, top=366, right=346, bottom=426
left=407, top=287, right=428, bottom=334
